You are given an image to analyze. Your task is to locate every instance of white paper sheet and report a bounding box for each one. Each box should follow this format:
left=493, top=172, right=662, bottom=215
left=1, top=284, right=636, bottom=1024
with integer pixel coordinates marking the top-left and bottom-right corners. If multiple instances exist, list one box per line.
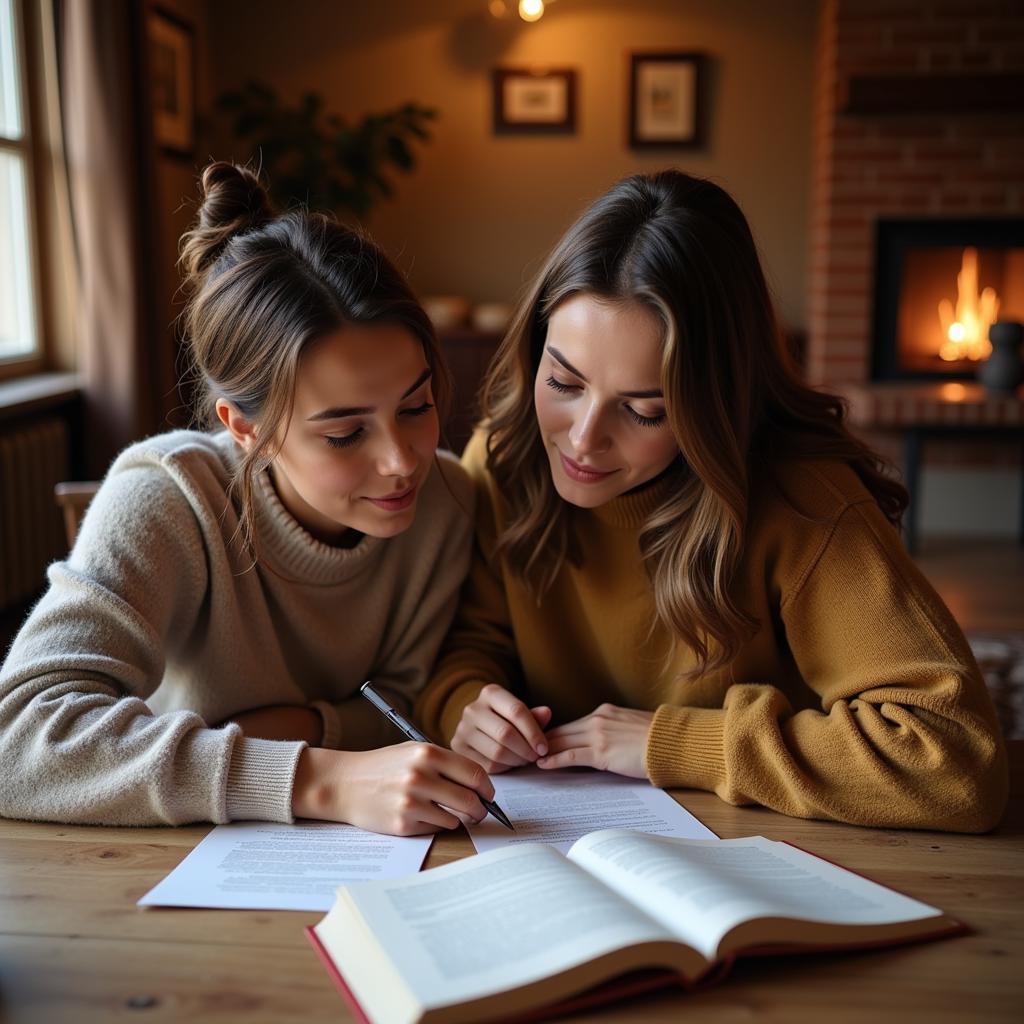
left=138, top=820, right=432, bottom=911
left=468, top=767, right=717, bottom=855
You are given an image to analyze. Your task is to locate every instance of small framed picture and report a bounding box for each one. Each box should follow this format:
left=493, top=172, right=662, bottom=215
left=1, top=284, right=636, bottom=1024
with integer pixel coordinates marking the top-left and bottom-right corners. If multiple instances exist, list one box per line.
left=629, top=52, right=705, bottom=148
left=492, top=68, right=577, bottom=134
left=148, top=8, right=195, bottom=157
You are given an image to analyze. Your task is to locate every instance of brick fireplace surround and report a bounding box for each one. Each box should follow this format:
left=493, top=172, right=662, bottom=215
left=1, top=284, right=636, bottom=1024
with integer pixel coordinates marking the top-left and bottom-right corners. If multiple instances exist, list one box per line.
left=807, top=0, right=1024, bottom=475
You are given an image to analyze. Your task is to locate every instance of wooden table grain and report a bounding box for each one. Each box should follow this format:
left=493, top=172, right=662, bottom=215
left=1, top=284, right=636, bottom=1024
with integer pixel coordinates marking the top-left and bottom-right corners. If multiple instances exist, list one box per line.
left=1, top=744, right=1021, bottom=1024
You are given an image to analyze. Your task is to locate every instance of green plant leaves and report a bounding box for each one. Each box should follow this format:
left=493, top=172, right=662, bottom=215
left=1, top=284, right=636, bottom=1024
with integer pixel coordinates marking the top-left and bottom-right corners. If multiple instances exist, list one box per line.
left=215, top=80, right=437, bottom=220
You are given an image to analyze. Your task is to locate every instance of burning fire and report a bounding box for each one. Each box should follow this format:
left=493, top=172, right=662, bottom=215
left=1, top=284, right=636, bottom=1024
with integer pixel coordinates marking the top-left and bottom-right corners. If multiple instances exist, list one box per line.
left=937, top=247, right=999, bottom=361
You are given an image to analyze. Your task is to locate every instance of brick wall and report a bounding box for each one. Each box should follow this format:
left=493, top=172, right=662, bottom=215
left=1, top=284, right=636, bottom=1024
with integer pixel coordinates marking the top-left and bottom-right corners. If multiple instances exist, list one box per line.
left=808, top=0, right=1024, bottom=468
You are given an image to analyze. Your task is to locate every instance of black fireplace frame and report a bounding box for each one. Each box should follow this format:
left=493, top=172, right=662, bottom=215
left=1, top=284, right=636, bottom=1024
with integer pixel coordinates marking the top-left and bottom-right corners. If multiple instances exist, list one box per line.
left=871, top=217, right=1024, bottom=382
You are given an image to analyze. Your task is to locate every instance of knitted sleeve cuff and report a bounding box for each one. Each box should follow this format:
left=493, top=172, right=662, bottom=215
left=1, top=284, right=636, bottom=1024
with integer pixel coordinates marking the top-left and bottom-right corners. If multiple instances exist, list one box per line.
left=225, top=736, right=307, bottom=822
left=439, top=680, right=488, bottom=745
left=310, top=700, right=343, bottom=750
left=645, top=704, right=727, bottom=791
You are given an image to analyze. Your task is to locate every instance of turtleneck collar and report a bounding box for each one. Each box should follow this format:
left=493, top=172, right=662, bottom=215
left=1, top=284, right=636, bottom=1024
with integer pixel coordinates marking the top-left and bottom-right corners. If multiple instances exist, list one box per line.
left=586, top=463, right=689, bottom=529
left=251, top=467, right=385, bottom=584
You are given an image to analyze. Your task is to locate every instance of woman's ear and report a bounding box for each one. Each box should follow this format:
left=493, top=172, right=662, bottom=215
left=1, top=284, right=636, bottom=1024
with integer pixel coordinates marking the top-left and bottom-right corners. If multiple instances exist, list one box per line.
left=215, top=398, right=258, bottom=453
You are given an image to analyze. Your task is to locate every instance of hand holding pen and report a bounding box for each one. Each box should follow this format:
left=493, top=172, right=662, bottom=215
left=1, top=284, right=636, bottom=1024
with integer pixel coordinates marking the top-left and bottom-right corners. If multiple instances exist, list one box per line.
left=360, top=681, right=515, bottom=830
left=290, top=692, right=504, bottom=835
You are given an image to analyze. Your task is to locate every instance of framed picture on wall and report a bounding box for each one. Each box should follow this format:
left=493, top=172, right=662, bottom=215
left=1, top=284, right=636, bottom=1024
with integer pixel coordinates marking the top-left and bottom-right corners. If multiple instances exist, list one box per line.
left=148, top=8, right=195, bottom=157
left=492, top=68, right=577, bottom=134
left=629, top=52, right=705, bottom=148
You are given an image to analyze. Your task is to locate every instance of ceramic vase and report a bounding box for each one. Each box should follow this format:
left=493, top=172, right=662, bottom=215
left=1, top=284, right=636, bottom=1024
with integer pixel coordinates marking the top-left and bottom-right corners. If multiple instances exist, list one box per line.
left=979, top=321, right=1024, bottom=394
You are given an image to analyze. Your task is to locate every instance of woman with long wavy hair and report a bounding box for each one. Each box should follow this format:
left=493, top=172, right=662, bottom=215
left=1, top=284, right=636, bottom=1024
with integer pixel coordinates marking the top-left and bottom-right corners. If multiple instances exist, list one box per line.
left=417, top=170, right=1007, bottom=833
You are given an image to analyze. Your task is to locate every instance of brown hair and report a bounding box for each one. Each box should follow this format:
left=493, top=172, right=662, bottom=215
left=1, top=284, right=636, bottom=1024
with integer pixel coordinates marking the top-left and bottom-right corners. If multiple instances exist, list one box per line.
left=482, top=170, right=907, bottom=677
left=179, top=160, right=450, bottom=554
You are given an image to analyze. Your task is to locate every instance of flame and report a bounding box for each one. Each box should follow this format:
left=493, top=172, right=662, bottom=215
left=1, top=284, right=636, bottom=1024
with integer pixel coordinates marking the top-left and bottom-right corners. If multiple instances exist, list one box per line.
left=937, top=247, right=999, bottom=361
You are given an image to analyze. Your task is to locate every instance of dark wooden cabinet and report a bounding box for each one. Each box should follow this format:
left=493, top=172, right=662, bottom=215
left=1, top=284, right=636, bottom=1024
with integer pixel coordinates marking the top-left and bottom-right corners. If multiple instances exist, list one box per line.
left=437, top=330, right=503, bottom=454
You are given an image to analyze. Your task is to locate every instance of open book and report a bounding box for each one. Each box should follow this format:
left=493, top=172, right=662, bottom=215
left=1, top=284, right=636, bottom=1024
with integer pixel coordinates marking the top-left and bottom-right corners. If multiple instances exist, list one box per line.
left=307, top=829, right=963, bottom=1024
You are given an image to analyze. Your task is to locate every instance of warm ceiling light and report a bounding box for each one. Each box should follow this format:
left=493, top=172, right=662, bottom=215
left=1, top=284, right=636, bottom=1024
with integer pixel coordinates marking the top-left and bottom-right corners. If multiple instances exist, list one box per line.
left=489, top=0, right=509, bottom=16
left=519, top=0, right=545, bottom=22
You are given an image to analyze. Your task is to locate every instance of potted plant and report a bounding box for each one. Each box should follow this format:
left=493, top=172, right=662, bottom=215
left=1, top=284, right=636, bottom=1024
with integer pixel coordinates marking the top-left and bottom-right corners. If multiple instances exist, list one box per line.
left=216, top=80, right=437, bottom=219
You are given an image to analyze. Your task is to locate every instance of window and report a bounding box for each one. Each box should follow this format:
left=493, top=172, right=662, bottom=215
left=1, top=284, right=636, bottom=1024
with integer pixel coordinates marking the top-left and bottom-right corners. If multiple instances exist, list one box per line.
left=0, top=0, right=40, bottom=371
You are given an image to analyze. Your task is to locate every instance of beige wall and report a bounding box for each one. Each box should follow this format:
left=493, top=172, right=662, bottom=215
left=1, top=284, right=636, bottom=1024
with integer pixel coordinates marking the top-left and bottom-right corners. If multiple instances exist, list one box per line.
left=204, top=0, right=817, bottom=329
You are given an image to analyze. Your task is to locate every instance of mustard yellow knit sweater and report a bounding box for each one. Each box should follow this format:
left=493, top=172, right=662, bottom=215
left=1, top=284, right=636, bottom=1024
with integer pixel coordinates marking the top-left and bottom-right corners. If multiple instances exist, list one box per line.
left=417, top=431, right=1008, bottom=833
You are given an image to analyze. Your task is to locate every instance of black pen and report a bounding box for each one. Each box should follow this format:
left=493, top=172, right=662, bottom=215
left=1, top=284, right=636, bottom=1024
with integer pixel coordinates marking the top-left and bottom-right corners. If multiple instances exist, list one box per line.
left=359, top=681, right=515, bottom=831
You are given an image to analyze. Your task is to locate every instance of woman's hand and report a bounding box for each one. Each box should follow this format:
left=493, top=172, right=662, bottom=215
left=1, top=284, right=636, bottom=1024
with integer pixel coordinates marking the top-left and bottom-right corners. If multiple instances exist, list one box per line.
left=226, top=704, right=323, bottom=745
left=537, top=704, right=654, bottom=779
left=291, top=743, right=495, bottom=836
left=452, top=684, right=552, bottom=773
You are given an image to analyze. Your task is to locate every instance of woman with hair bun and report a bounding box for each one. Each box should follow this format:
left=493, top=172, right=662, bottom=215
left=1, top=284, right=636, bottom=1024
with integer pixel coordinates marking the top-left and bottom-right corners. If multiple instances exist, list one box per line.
left=417, top=170, right=1008, bottom=833
left=0, top=161, right=495, bottom=835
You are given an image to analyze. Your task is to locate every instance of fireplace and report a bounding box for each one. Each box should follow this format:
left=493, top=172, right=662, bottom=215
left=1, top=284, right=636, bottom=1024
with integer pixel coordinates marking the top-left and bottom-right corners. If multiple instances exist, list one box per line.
left=871, top=219, right=1024, bottom=382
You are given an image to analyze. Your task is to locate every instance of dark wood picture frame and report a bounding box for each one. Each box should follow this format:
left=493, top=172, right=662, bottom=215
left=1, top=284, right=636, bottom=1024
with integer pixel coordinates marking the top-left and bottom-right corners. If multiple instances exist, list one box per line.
left=492, top=68, right=577, bottom=135
left=148, top=7, right=195, bottom=157
left=629, top=52, right=705, bottom=148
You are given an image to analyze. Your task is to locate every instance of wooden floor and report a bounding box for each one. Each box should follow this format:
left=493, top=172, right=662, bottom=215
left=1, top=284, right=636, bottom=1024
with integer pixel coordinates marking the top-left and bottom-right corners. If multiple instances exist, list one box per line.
left=914, top=539, right=1024, bottom=634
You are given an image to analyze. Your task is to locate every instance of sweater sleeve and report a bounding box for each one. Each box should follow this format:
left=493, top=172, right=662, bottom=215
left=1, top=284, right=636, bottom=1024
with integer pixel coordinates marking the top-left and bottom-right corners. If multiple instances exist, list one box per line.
left=0, top=460, right=304, bottom=826
left=645, top=499, right=1008, bottom=833
left=415, top=431, right=522, bottom=744
left=317, top=453, right=478, bottom=752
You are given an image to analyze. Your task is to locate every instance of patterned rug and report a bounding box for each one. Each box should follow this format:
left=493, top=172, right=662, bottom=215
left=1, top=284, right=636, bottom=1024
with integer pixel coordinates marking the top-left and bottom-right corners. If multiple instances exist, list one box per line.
left=969, top=633, right=1024, bottom=740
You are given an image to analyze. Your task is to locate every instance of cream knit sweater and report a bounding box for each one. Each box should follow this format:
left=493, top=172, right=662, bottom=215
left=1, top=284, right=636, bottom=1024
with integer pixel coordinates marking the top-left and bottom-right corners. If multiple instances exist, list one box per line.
left=0, top=430, right=473, bottom=826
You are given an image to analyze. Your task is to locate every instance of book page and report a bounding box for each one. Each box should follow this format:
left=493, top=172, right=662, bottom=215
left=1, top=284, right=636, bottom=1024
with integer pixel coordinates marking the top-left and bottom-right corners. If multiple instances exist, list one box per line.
left=468, top=767, right=717, bottom=854
left=568, top=830, right=943, bottom=961
left=326, top=842, right=690, bottom=1015
left=138, top=821, right=431, bottom=911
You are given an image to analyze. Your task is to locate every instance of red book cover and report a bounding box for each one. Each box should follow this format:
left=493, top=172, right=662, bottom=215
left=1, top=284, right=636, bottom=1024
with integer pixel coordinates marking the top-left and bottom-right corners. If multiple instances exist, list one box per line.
left=306, top=926, right=373, bottom=1024
left=304, top=925, right=717, bottom=1024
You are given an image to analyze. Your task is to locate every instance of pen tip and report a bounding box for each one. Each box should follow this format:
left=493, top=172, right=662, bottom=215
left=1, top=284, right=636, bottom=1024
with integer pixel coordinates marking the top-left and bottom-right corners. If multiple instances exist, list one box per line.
left=485, top=800, right=515, bottom=831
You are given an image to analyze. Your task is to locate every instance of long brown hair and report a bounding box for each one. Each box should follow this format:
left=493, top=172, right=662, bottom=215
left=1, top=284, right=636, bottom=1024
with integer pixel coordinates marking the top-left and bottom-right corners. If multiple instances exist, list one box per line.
left=483, top=170, right=907, bottom=677
left=178, top=161, right=451, bottom=553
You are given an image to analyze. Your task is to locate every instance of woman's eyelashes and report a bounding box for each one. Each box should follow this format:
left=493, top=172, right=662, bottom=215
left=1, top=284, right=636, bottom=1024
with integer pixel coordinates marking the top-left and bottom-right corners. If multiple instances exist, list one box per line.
left=544, top=374, right=665, bottom=428
left=325, top=429, right=363, bottom=449
left=626, top=407, right=667, bottom=428
left=402, top=401, right=435, bottom=418
left=545, top=373, right=578, bottom=394
left=323, top=401, right=435, bottom=449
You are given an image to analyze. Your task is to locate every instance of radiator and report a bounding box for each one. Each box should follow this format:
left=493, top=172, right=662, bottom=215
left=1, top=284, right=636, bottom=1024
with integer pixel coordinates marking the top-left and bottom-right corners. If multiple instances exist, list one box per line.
left=0, top=417, right=69, bottom=611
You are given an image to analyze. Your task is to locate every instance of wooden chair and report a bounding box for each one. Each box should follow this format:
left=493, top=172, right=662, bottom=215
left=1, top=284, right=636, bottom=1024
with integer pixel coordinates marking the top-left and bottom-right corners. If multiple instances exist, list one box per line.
left=54, top=482, right=100, bottom=549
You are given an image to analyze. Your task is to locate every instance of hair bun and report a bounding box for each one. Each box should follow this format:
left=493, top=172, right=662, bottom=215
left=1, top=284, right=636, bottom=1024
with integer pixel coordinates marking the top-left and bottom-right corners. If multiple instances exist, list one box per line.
left=180, top=161, right=274, bottom=283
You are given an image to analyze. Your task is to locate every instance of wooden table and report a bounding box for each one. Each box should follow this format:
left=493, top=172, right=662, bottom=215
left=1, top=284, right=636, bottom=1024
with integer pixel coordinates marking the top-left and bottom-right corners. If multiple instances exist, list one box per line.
left=842, top=381, right=1024, bottom=555
left=2, top=744, right=1021, bottom=1024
